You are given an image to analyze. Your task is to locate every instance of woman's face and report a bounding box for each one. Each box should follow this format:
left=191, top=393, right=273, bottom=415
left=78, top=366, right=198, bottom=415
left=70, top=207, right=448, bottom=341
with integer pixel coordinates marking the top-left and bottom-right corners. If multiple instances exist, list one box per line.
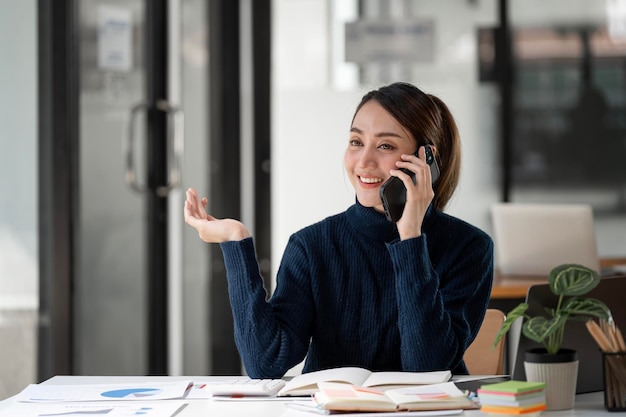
left=344, top=100, right=416, bottom=212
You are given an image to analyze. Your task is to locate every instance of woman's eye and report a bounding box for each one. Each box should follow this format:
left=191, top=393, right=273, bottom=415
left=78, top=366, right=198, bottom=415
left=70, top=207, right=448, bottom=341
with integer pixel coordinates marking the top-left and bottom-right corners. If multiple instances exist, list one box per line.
left=379, top=143, right=395, bottom=151
left=349, top=139, right=362, bottom=147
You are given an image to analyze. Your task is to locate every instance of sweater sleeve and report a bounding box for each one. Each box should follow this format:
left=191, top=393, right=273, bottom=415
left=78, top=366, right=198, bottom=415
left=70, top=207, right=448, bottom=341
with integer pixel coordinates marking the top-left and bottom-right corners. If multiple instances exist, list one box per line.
left=220, top=237, right=313, bottom=378
left=386, top=231, right=494, bottom=374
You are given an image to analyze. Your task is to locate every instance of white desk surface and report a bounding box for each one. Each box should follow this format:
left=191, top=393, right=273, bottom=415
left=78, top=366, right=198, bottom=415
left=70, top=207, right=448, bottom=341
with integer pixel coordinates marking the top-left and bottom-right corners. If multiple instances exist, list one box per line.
left=0, top=375, right=611, bottom=417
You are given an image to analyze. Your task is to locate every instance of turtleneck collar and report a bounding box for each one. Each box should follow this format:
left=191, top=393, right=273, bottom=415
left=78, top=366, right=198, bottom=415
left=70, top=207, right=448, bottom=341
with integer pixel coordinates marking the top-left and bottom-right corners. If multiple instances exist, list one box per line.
left=346, top=198, right=437, bottom=243
left=346, top=199, right=400, bottom=243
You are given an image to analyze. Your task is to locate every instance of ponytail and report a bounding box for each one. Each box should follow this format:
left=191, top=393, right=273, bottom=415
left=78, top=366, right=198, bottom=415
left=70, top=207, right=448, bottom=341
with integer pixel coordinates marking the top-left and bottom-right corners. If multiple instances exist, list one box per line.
left=428, top=94, right=461, bottom=211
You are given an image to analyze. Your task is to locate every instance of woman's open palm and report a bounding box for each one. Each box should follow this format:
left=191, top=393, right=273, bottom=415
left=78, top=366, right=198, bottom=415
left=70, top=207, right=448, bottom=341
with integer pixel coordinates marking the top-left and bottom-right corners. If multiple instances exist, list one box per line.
left=184, top=188, right=250, bottom=242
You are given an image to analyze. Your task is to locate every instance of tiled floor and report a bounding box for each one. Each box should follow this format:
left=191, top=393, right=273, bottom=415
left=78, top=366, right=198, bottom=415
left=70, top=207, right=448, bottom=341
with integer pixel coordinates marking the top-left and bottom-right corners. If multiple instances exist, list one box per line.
left=0, top=309, right=36, bottom=400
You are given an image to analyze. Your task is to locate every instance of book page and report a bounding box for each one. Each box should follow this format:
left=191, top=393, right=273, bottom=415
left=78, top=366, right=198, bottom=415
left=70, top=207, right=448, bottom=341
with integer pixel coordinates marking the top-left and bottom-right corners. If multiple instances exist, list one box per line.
left=313, top=382, right=397, bottom=412
left=362, top=370, right=452, bottom=388
left=278, top=367, right=372, bottom=396
left=385, top=382, right=477, bottom=410
left=386, top=383, right=462, bottom=402
left=314, top=382, right=476, bottom=412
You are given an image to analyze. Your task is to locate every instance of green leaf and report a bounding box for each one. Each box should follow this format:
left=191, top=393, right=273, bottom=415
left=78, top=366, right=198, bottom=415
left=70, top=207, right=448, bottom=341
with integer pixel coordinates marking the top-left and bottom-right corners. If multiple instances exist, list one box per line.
left=492, top=303, right=529, bottom=348
left=491, top=264, right=614, bottom=355
left=522, top=315, right=567, bottom=343
left=561, top=297, right=612, bottom=320
left=549, top=264, right=600, bottom=296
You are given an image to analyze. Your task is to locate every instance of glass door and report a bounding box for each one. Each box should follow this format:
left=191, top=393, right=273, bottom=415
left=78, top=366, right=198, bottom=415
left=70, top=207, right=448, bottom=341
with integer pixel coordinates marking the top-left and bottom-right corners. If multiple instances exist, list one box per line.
left=38, top=0, right=226, bottom=379
left=40, top=0, right=251, bottom=378
left=76, top=0, right=149, bottom=375
left=75, top=0, right=184, bottom=375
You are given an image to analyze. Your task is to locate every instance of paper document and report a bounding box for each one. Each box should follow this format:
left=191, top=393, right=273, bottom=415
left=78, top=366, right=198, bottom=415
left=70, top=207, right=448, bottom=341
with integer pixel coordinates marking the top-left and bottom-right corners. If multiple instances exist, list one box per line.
left=13, top=381, right=192, bottom=402
left=0, top=400, right=187, bottom=417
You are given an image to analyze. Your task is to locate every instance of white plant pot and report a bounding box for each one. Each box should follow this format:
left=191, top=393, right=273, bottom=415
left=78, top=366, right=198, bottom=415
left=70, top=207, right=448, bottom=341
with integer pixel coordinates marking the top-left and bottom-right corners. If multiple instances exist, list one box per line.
left=524, top=348, right=579, bottom=411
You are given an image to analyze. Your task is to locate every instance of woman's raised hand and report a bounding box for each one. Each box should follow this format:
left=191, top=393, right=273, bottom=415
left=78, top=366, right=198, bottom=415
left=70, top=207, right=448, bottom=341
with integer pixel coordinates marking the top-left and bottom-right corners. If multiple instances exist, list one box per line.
left=393, top=146, right=435, bottom=240
left=184, top=187, right=250, bottom=242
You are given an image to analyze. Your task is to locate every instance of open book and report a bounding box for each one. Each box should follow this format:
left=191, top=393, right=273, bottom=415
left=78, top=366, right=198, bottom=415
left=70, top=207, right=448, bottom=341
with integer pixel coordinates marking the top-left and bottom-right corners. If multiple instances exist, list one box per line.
left=277, top=367, right=451, bottom=397
left=312, top=381, right=478, bottom=412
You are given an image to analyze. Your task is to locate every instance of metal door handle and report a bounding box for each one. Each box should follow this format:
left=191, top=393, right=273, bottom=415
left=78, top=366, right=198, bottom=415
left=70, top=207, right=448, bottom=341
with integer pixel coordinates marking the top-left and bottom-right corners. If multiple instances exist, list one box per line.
left=125, top=100, right=184, bottom=196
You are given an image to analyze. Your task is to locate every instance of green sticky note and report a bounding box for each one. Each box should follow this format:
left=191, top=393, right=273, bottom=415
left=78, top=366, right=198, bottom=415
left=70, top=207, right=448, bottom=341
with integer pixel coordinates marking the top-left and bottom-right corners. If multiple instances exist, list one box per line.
left=477, top=380, right=546, bottom=394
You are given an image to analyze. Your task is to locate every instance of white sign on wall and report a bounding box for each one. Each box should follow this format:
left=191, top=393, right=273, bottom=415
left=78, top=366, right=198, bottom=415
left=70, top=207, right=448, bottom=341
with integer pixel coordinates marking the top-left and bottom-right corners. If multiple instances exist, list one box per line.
left=607, top=0, right=626, bottom=40
left=98, top=5, right=133, bottom=71
left=345, top=19, right=435, bottom=64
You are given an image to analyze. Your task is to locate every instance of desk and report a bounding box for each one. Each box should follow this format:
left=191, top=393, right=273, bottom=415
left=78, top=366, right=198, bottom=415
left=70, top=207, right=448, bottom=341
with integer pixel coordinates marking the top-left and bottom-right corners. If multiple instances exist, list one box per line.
left=490, top=257, right=626, bottom=300
left=0, top=375, right=612, bottom=417
left=490, top=273, right=546, bottom=300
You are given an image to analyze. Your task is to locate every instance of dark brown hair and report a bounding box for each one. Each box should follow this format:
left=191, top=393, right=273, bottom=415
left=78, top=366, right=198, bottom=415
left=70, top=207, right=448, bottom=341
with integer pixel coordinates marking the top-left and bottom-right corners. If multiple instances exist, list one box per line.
left=352, top=82, right=461, bottom=210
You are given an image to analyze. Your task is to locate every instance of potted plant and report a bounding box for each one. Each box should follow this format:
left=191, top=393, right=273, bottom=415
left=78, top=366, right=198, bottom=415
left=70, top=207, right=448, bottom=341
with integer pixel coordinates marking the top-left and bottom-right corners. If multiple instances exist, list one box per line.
left=493, top=263, right=612, bottom=410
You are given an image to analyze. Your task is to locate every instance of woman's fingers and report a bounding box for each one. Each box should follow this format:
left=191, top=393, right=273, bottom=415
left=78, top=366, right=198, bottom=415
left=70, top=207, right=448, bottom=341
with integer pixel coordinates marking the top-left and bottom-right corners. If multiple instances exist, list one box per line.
left=184, top=187, right=250, bottom=242
left=185, top=188, right=208, bottom=220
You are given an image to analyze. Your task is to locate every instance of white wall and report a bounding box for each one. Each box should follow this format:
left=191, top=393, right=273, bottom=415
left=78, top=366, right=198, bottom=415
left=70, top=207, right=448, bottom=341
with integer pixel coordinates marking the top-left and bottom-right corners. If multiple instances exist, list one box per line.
left=271, top=0, right=626, bottom=278
left=271, top=0, right=501, bottom=278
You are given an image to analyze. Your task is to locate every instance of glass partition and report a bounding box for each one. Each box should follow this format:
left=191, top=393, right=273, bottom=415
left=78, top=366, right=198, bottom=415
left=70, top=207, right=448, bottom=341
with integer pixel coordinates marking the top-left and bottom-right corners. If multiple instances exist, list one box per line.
left=508, top=0, right=626, bottom=257
left=0, top=0, right=38, bottom=398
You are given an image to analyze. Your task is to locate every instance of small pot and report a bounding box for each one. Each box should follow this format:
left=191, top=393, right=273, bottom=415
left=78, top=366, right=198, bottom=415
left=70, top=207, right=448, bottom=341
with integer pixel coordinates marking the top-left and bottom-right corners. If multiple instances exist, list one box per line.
left=524, top=348, right=579, bottom=411
left=525, top=347, right=578, bottom=363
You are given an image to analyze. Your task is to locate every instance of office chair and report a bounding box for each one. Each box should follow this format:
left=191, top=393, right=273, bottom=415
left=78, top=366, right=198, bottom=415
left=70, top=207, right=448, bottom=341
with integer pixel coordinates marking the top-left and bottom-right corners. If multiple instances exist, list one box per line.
left=463, top=309, right=506, bottom=375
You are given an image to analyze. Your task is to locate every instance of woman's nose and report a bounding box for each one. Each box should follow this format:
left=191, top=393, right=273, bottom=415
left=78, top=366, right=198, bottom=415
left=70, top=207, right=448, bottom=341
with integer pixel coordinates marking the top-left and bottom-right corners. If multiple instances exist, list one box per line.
left=358, top=147, right=377, bottom=168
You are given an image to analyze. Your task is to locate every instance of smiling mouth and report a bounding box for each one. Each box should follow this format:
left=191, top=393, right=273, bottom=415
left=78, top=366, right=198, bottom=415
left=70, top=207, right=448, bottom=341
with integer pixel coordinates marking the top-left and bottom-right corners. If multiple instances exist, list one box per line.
left=359, top=176, right=383, bottom=184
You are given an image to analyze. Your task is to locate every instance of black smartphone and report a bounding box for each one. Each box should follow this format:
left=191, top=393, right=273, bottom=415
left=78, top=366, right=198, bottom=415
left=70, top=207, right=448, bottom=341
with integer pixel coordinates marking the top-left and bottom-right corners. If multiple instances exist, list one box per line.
left=379, top=145, right=440, bottom=223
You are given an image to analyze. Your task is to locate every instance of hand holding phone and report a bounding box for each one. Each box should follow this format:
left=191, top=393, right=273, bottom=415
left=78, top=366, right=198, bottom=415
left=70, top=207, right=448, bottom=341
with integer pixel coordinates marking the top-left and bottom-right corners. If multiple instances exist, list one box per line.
left=379, top=145, right=440, bottom=223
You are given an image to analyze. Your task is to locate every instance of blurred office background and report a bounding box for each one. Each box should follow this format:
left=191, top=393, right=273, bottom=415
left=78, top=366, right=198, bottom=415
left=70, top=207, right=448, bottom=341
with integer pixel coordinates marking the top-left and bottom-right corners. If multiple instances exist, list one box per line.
left=1, top=0, right=625, bottom=400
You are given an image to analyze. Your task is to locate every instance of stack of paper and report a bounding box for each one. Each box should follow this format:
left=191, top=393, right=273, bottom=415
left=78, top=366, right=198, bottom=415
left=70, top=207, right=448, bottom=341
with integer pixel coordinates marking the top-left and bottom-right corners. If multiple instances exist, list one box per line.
left=477, top=380, right=547, bottom=416
left=0, top=381, right=192, bottom=417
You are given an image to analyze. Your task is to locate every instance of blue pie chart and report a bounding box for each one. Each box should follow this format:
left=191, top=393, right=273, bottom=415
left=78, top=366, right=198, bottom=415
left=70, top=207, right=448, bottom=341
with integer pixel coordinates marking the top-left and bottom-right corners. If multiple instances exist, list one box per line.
left=100, top=388, right=163, bottom=398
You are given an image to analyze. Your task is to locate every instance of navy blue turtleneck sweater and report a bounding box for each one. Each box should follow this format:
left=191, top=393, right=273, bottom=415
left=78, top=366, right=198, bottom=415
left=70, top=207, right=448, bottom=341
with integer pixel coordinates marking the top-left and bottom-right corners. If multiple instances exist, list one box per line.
left=220, top=201, right=493, bottom=378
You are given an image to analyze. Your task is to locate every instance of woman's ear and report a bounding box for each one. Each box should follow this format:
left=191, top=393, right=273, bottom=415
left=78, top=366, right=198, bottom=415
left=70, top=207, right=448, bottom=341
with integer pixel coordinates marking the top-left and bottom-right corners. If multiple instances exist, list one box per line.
left=424, top=144, right=437, bottom=160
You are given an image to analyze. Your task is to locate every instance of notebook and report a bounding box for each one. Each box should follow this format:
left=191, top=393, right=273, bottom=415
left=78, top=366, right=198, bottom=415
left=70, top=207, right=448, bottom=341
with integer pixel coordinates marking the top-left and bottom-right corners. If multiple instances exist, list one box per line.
left=491, top=203, right=600, bottom=276
left=509, top=275, right=626, bottom=393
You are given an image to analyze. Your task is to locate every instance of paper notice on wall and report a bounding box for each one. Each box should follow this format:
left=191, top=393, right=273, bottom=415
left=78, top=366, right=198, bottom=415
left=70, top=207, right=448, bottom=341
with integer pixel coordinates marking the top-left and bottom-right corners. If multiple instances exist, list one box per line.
left=345, top=19, right=435, bottom=64
left=607, top=0, right=626, bottom=40
left=98, top=5, right=133, bottom=71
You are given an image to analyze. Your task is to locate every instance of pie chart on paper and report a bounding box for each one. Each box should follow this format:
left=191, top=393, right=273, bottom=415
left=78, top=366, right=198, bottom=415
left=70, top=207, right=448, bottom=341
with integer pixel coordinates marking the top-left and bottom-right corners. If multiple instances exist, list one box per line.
left=100, top=388, right=163, bottom=398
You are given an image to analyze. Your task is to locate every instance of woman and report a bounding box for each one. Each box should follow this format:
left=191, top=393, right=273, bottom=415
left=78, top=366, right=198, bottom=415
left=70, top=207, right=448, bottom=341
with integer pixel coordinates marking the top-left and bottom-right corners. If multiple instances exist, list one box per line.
left=184, top=82, right=494, bottom=378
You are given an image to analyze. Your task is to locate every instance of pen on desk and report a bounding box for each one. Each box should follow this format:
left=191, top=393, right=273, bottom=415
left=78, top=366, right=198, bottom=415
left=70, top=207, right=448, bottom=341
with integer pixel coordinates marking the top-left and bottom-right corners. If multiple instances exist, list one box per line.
left=284, top=401, right=330, bottom=415
left=463, top=390, right=478, bottom=402
left=211, top=395, right=314, bottom=402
